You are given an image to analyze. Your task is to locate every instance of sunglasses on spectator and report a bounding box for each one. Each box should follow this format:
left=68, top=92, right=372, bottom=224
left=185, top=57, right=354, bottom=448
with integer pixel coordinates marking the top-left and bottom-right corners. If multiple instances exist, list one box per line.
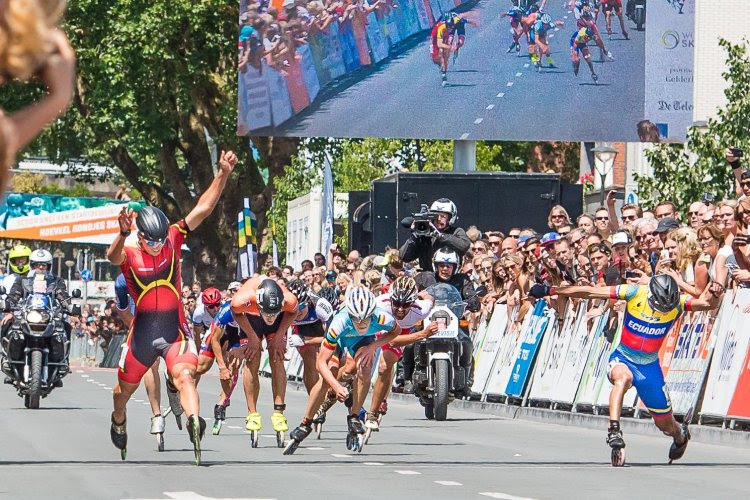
left=698, top=235, right=716, bottom=243
left=622, top=215, right=637, bottom=222
left=509, top=234, right=520, bottom=239
left=558, top=230, right=570, bottom=236
left=688, top=210, right=701, bottom=216
left=570, top=237, right=583, bottom=246
left=595, top=216, right=609, bottom=221
left=636, top=231, right=657, bottom=241
left=741, top=181, right=750, bottom=188
left=489, top=240, right=502, bottom=246
left=551, top=214, right=565, bottom=219
left=472, top=246, right=487, bottom=252
left=480, top=266, right=493, bottom=272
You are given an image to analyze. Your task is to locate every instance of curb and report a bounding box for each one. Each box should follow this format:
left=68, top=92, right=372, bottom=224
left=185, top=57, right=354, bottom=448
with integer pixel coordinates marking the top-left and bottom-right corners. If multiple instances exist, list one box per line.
left=287, top=380, right=750, bottom=449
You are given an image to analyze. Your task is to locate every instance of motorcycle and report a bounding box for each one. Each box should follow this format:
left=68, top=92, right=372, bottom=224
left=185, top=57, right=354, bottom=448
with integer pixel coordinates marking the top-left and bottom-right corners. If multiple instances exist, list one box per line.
left=411, top=283, right=467, bottom=421
left=0, top=277, right=80, bottom=409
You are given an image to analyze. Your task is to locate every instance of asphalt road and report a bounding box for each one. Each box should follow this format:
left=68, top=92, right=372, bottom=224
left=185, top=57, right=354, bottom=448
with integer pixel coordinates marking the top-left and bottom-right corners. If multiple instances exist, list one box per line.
left=276, top=1, right=645, bottom=141
left=0, top=364, right=749, bottom=500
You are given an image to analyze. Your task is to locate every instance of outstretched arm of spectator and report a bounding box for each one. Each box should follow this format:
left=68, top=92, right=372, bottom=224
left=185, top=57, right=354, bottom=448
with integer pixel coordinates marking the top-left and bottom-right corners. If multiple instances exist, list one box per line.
left=184, top=150, right=237, bottom=231
left=606, top=191, right=620, bottom=231
left=726, top=148, right=744, bottom=197
left=436, top=227, right=471, bottom=255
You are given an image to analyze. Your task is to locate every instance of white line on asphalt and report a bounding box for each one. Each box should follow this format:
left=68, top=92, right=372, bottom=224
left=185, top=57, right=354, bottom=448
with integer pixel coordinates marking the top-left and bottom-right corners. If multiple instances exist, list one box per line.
left=515, top=72, right=522, bottom=77
left=563, top=15, right=568, bottom=19
left=555, top=27, right=560, bottom=31
left=363, top=462, right=384, bottom=466
left=460, top=133, right=470, bottom=139
left=507, top=82, right=514, bottom=87
left=331, top=454, right=352, bottom=458
left=305, top=447, right=324, bottom=451
left=75, top=370, right=83, bottom=373
left=124, top=492, right=276, bottom=500
left=514, top=454, right=522, bottom=457
left=474, top=118, right=483, bottom=124
left=435, top=481, right=462, bottom=486
left=486, top=104, right=495, bottom=110
left=496, top=92, right=505, bottom=98
left=81, top=374, right=89, bottom=378
left=228, top=426, right=242, bottom=429
left=134, top=399, right=144, bottom=403
left=549, top=34, right=555, bottom=38
left=394, top=470, right=420, bottom=475
left=104, top=387, right=112, bottom=390
left=523, top=63, right=529, bottom=68
left=479, top=493, right=537, bottom=500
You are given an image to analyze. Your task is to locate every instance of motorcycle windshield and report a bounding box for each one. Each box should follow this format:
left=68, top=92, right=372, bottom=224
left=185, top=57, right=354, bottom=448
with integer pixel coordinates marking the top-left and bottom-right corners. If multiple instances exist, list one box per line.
left=425, top=283, right=467, bottom=318
left=28, top=293, right=52, bottom=311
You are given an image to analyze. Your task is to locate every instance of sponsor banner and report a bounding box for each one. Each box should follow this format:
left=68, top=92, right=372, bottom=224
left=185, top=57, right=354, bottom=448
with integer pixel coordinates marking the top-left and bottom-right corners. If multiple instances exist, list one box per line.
left=241, top=64, right=272, bottom=130
left=326, top=23, right=349, bottom=80
left=726, top=342, right=750, bottom=420
left=366, top=12, right=390, bottom=63
left=266, top=63, right=294, bottom=127
left=644, top=0, right=694, bottom=140
left=413, top=0, right=432, bottom=30
left=505, top=300, right=555, bottom=398
left=701, top=292, right=750, bottom=418
left=527, top=300, right=582, bottom=403
left=471, top=316, right=490, bottom=359
left=662, top=310, right=718, bottom=416
left=472, top=308, right=508, bottom=395
left=298, top=44, right=321, bottom=102
left=338, top=20, right=362, bottom=72
left=548, top=300, right=597, bottom=404
left=484, top=306, right=531, bottom=396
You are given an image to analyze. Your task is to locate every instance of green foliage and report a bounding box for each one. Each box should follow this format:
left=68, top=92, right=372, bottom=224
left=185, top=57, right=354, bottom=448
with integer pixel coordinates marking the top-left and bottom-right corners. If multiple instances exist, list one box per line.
left=635, top=39, right=750, bottom=212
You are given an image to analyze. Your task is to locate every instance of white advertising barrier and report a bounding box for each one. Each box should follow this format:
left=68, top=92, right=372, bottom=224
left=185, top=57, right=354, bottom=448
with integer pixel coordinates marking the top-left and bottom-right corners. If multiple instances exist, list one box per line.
left=484, top=307, right=531, bottom=397
left=699, top=291, right=750, bottom=418
left=527, top=300, right=582, bottom=403
left=574, top=310, right=637, bottom=411
left=297, top=44, right=321, bottom=102
left=265, top=63, right=294, bottom=127
left=548, top=300, right=597, bottom=405
left=471, top=317, right=489, bottom=359
left=471, top=309, right=509, bottom=394
left=241, top=65, right=272, bottom=130
left=663, top=309, right=720, bottom=416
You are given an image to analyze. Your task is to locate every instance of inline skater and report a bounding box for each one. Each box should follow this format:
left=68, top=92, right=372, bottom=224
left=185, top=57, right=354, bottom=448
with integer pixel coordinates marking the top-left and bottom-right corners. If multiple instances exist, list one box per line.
left=501, top=5, right=525, bottom=53
left=575, top=3, right=614, bottom=61
left=106, top=149, right=237, bottom=465
left=430, top=12, right=477, bottom=86
left=602, top=0, right=628, bottom=39
left=288, top=279, right=335, bottom=393
left=570, top=26, right=598, bottom=82
left=230, top=276, right=298, bottom=448
left=284, top=287, right=401, bottom=455
left=529, top=274, right=723, bottom=466
left=520, top=4, right=541, bottom=60
left=529, top=13, right=564, bottom=70
left=364, top=277, right=436, bottom=438
left=192, top=287, right=223, bottom=353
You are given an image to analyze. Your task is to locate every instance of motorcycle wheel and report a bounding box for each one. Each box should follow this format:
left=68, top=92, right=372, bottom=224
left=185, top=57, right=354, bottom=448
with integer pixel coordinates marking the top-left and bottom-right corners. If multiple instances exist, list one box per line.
left=424, top=404, right=435, bottom=420
left=28, top=350, right=42, bottom=409
left=434, top=359, right=450, bottom=421
left=24, top=394, right=30, bottom=409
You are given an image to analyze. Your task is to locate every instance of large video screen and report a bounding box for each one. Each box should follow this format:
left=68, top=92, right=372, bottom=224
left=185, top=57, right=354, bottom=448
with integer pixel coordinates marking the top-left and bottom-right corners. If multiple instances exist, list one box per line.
left=237, top=1, right=690, bottom=141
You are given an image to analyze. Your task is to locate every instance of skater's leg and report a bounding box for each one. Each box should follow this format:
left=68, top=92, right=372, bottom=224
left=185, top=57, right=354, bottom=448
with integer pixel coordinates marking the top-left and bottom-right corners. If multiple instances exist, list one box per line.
left=194, top=354, right=214, bottom=385
left=170, top=362, right=200, bottom=417
left=607, top=363, right=633, bottom=421
left=583, top=51, right=595, bottom=75
left=268, top=333, right=288, bottom=414
left=113, top=380, right=139, bottom=424
left=370, top=350, right=398, bottom=414
left=351, top=354, right=374, bottom=415
left=242, top=336, right=263, bottom=413
left=143, top=360, right=162, bottom=417
left=299, top=345, right=320, bottom=394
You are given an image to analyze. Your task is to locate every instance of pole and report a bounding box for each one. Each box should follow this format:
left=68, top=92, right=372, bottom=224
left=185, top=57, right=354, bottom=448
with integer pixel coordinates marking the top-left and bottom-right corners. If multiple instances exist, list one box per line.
left=453, top=140, right=476, bottom=172
left=600, top=172, right=606, bottom=205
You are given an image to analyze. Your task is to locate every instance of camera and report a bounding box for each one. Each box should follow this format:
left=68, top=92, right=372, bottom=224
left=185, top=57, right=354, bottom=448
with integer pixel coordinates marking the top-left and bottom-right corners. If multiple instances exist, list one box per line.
left=411, top=204, right=437, bottom=237
left=703, top=192, right=715, bottom=205
left=730, top=147, right=745, bottom=158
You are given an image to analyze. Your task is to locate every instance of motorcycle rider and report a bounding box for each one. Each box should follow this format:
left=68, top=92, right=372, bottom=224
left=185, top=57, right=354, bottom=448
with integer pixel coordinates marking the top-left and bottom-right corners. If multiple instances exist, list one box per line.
left=402, top=247, right=478, bottom=395
left=399, top=198, right=471, bottom=272
left=2, top=244, right=32, bottom=294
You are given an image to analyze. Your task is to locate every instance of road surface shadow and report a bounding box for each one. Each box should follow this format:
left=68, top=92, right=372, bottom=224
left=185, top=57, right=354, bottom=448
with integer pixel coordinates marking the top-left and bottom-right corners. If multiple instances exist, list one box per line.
left=448, top=69, right=480, bottom=74
left=5, top=407, right=98, bottom=411
left=443, top=83, right=477, bottom=88
left=579, top=83, right=612, bottom=87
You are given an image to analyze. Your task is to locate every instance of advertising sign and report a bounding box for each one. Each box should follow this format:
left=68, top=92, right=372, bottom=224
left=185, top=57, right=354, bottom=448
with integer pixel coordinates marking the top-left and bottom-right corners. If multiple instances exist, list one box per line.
left=505, top=300, right=554, bottom=398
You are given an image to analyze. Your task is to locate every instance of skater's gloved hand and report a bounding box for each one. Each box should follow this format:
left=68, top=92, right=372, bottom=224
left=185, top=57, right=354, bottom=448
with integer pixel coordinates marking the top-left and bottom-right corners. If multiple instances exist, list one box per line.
left=528, top=284, right=552, bottom=299
left=219, top=367, right=232, bottom=380
left=289, top=334, right=305, bottom=348
left=333, top=382, right=350, bottom=402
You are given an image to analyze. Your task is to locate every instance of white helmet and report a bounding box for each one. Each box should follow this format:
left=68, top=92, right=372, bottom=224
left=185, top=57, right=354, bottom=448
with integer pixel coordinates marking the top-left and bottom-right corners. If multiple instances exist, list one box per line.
left=430, top=198, right=457, bottom=225
left=30, top=249, right=53, bottom=270
left=345, top=286, right=376, bottom=321
left=433, top=247, right=458, bottom=274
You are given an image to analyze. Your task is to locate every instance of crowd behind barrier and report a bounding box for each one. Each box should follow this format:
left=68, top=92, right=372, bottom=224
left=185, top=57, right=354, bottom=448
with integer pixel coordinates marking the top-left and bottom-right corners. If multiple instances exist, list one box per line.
left=237, top=0, right=473, bottom=132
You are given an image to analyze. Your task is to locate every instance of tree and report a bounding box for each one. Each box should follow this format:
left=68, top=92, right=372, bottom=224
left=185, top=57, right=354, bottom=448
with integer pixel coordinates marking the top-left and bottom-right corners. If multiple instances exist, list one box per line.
left=635, top=39, right=750, bottom=212
left=0, top=1, right=298, bottom=284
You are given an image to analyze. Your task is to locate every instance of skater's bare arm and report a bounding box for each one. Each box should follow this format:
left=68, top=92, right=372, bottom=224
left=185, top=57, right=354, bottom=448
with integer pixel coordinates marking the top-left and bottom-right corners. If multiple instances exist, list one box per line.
left=390, top=323, right=438, bottom=347
left=555, top=284, right=611, bottom=300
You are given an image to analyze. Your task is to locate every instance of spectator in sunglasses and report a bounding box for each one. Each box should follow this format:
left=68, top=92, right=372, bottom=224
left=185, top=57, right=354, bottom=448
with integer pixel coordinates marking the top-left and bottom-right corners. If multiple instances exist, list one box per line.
left=687, top=201, right=707, bottom=229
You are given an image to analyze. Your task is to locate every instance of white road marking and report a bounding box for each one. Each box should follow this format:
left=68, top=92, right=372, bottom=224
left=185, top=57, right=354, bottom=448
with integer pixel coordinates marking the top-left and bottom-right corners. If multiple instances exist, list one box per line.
left=496, top=92, right=505, bottom=98
left=549, top=34, right=555, bottom=38
left=555, top=27, right=560, bottom=31
left=486, top=104, right=495, bottom=110
left=523, top=63, right=529, bottom=68
left=563, top=15, right=568, bottom=19
left=514, top=454, right=522, bottom=457
left=124, top=492, right=275, bottom=500
left=479, top=493, right=537, bottom=500
left=81, top=374, right=89, bottom=378
left=474, top=118, right=483, bottom=124
left=394, top=470, right=420, bottom=475
left=506, top=82, right=514, bottom=87
left=363, top=462, right=384, bottom=466
left=134, top=399, right=144, bottom=403
left=435, top=481, right=462, bottom=486
left=305, top=447, right=324, bottom=451
left=460, top=133, right=470, bottom=139
left=75, top=370, right=84, bottom=374
left=228, top=426, right=242, bottom=430
left=515, top=72, right=522, bottom=77
left=331, top=454, right=352, bottom=458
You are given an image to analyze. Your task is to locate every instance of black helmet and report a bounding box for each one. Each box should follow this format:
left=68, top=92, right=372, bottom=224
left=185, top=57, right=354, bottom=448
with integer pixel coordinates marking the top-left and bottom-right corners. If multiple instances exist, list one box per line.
left=648, top=274, right=679, bottom=313
left=288, top=279, right=309, bottom=304
left=318, top=287, right=340, bottom=310
left=257, top=278, right=283, bottom=315
left=136, top=206, right=170, bottom=243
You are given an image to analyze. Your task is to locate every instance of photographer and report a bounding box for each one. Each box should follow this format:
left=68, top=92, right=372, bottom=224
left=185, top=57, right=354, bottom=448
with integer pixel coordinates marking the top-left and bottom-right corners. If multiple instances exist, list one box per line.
left=399, top=198, right=470, bottom=271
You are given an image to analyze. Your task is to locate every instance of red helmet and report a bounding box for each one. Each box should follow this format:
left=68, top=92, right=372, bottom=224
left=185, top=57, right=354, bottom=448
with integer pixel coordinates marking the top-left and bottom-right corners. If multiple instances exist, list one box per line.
left=201, top=287, right=222, bottom=306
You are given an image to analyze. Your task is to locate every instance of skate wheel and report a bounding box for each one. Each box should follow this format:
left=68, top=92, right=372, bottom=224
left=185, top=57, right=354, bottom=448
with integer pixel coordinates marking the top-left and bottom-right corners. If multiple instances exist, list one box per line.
left=175, top=415, right=183, bottom=431
left=251, top=431, right=259, bottom=448
left=277, top=431, right=285, bottom=448
left=364, top=428, right=372, bottom=445
left=315, top=423, right=322, bottom=439
left=194, top=448, right=202, bottom=466
left=120, top=448, right=127, bottom=461
left=283, top=440, right=300, bottom=455
left=346, top=434, right=354, bottom=451
left=212, top=420, right=222, bottom=436
left=611, top=448, right=625, bottom=467
left=157, top=433, right=165, bottom=452
left=357, top=435, right=364, bottom=453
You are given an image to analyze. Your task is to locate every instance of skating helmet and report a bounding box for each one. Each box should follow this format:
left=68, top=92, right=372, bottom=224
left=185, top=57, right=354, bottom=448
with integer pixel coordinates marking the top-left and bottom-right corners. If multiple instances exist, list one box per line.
left=540, top=13, right=552, bottom=24
left=345, top=286, right=376, bottom=322
left=288, top=279, right=310, bottom=304
left=648, top=274, right=679, bottom=313
left=136, top=206, right=170, bottom=244
left=318, top=286, right=340, bottom=310
left=390, top=276, right=418, bottom=306
left=256, top=278, right=284, bottom=316
left=30, top=249, right=53, bottom=270
left=201, top=287, right=222, bottom=307
left=430, top=198, right=458, bottom=224
left=443, top=13, right=458, bottom=28
left=8, top=244, right=31, bottom=275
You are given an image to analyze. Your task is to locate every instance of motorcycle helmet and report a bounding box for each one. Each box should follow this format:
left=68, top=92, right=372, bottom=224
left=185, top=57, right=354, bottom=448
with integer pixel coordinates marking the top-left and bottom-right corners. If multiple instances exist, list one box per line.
left=390, top=276, right=418, bottom=306
left=8, top=244, right=31, bottom=274
left=432, top=247, right=459, bottom=275
left=345, top=286, right=376, bottom=322
left=430, top=198, right=458, bottom=224
left=136, top=206, right=170, bottom=244
left=648, top=274, right=679, bottom=313
left=201, top=287, right=222, bottom=307
left=29, top=249, right=53, bottom=271
left=256, top=279, right=283, bottom=316
left=288, top=279, right=310, bottom=304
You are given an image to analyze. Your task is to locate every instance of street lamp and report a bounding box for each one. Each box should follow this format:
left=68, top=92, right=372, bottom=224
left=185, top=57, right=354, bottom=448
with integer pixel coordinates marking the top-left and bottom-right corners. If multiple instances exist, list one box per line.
left=591, top=144, right=618, bottom=205
left=64, top=260, right=75, bottom=288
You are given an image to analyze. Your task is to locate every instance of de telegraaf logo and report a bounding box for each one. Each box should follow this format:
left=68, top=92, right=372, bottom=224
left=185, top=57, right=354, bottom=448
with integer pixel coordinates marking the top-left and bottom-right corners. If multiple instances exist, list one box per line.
left=661, top=30, right=680, bottom=50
